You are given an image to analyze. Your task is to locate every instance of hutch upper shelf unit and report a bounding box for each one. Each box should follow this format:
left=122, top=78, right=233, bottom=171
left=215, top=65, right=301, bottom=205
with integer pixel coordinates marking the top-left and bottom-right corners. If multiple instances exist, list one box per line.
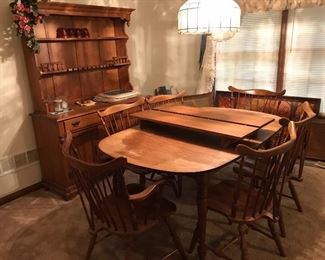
left=22, top=2, right=135, bottom=199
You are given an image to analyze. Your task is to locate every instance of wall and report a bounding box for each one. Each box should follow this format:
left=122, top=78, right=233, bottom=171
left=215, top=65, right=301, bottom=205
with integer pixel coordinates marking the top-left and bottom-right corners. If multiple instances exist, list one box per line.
left=0, top=0, right=42, bottom=198
left=0, top=0, right=201, bottom=197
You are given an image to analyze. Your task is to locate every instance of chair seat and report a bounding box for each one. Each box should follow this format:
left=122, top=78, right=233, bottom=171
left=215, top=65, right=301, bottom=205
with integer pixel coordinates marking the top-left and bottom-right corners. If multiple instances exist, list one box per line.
left=99, top=189, right=176, bottom=235
left=207, top=180, right=272, bottom=223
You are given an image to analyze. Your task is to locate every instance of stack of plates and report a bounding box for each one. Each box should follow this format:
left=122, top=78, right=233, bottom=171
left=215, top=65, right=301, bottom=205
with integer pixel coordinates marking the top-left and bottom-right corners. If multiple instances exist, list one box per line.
left=94, top=89, right=139, bottom=103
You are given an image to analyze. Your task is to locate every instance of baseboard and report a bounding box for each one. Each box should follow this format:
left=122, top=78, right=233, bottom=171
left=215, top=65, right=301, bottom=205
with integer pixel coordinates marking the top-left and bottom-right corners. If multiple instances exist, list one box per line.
left=0, top=182, right=42, bottom=206
left=42, top=181, right=77, bottom=201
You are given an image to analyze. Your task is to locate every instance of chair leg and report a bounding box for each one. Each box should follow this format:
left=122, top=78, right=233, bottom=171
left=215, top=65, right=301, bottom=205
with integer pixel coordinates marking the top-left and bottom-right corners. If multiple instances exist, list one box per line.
left=166, top=179, right=179, bottom=198
left=297, top=148, right=306, bottom=181
left=268, top=219, right=286, bottom=257
left=139, top=174, right=146, bottom=187
left=188, top=224, right=198, bottom=253
left=162, top=175, right=179, bottom=198
left=164, top=216, right=188, bottom=260
left=85, top=232, right=98, bottom=260
left=278, top=208, right=286, bottom=238
left=238, top=224, right=249, bottom=260
left=149, top=172, right=156, bottom=180
left=155, top=174, right=180, bottom=198
left=288, top=180, right=303, bottom=212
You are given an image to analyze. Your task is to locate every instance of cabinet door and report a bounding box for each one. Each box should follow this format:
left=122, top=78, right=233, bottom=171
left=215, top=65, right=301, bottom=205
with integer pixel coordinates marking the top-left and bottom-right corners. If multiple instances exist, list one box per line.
left=306, top=118, right=325, bottom=160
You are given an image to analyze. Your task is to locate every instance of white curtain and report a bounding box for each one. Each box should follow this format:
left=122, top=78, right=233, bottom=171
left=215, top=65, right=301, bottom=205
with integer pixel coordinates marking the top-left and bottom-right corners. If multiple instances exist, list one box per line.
left=196, top=36, right=216, bottom=94
left=236, top=0, right=325, bottom=12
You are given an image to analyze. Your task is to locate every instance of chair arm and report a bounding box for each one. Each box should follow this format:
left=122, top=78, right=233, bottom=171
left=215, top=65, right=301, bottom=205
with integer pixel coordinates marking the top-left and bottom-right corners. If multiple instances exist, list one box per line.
left=128, top=179, right=167, bottom=202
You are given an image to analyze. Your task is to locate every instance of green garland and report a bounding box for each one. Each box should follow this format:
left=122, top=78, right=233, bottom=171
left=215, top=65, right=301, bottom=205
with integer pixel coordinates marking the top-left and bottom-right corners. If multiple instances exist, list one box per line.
left=10, top=0, right=43, bottom=53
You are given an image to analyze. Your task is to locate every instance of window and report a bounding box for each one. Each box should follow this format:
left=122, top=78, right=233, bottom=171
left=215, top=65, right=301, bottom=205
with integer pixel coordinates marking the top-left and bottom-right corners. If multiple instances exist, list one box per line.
left=284, top=6, right=325, bottom=113
left=215, top=11, right=282, bottom=91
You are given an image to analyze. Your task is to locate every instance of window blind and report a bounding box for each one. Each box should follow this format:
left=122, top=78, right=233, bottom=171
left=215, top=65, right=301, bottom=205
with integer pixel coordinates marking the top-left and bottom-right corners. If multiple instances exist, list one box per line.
left=215, top=11, right=282, bottom=91
left=284, top=6, right=325, bottom=113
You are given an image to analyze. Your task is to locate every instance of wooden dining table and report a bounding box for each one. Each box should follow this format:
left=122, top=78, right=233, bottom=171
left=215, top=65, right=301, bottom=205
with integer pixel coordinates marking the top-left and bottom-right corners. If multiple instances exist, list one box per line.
left=154, top=104, right=275, bottom=128
left=98, top=105, right=281, bottom=260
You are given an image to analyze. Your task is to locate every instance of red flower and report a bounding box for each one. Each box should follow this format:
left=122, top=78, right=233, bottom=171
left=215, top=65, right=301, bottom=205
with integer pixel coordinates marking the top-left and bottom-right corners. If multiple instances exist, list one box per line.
left=16, top=3, right=25, bottom=12
left=23, top=16, right=30, bottom=23
left=19, top=21, right=25, bottom=28
left=24, top=25, right=32, bottom=32
left=10, top=0, right=41, bottom=53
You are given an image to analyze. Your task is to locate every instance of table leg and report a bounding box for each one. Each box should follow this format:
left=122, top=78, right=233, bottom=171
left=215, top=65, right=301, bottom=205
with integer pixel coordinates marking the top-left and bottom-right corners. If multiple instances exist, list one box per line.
left=196, top=174, right=208, bottom=260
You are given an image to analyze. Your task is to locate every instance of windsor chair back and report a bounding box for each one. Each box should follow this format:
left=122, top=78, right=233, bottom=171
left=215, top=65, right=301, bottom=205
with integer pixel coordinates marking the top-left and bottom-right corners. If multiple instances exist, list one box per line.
left=146, top=90, right=186, bottom=109
left=228, top=86, right=285, bottom=115
left=97, top=97, right=145, bottom=136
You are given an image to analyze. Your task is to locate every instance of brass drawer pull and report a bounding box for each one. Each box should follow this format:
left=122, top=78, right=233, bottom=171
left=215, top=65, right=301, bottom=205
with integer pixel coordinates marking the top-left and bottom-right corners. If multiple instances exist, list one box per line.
left=71, top=121, right=80, bottom=127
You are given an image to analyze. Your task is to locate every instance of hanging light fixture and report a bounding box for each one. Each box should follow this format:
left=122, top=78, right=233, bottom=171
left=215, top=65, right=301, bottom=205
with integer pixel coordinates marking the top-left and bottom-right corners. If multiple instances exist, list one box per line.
left=178, top=0, right=241, bottom=41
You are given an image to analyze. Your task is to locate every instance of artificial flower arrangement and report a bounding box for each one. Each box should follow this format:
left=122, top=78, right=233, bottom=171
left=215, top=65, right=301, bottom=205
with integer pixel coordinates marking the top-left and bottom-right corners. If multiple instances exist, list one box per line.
left=10, top=0, right=43, bottom=53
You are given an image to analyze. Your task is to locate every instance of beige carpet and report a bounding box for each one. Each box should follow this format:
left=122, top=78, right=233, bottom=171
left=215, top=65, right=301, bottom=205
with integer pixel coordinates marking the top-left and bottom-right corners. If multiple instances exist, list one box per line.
left=0, top=163, right=324, bottom=260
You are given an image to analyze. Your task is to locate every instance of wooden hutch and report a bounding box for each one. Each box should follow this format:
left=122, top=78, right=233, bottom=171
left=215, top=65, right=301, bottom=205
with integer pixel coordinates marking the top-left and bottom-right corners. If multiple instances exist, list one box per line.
left=22, top=2, right=135, bottom=199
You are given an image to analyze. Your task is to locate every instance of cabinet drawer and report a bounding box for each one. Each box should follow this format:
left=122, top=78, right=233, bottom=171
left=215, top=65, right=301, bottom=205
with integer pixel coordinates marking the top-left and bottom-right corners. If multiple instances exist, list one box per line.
left=64, top=113, right=100, bottom=132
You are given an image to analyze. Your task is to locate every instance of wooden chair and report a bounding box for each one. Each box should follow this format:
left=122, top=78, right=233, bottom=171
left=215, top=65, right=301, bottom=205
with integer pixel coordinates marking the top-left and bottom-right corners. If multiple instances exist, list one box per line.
left=146, top=90, right=186, bottom=109
left=228, top=86, right=286, bottom=115
left=289, top=101, right=316, bottom=182
left=97, top=97, right=149, bottom=185
left=274, top=102, right=316, bottom=237
left=257, top=102, right=315, bottom=213
left=145, top=90, right=186, bottom=197
left=62, top=131, right=187, bottom=260
left=189, top=121, right=296, bottom=259
left=97, top=97, right=145, bottom=136
left=232, top=102, right=315, bottom=238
